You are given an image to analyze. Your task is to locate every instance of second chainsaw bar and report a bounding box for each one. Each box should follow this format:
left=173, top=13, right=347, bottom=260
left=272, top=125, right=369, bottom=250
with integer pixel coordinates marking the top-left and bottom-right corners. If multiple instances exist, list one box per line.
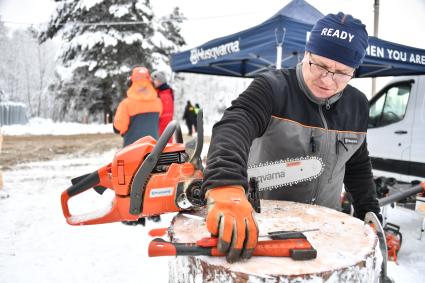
left=247, top=156, right=324, bottom=191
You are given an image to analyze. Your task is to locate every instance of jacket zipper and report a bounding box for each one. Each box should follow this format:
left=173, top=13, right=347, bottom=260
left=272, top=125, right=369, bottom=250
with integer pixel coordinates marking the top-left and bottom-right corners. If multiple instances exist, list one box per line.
left=310, top=131, right=316, bottom=153
left=311, top=102, right=330, bottom=204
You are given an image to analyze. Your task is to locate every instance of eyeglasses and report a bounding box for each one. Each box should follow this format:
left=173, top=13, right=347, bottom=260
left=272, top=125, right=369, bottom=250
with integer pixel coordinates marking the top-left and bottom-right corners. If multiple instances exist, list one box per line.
left=308, top=60, right=353, bottom=84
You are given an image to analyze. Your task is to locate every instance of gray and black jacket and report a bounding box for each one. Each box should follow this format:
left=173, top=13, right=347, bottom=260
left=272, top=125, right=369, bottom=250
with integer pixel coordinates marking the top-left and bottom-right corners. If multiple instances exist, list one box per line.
left=202, top=66, right=380, bottom=220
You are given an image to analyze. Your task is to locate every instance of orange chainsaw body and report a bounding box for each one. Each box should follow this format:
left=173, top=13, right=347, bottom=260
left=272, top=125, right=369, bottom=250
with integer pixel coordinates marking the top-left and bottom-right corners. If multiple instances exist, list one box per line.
left=61, top=135, right=203, bottom=226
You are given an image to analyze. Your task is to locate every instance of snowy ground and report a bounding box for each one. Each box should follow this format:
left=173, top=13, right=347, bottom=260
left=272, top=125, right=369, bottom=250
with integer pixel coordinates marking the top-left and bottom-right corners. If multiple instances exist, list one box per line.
left=385, top=207, right=425, bottom=282
left=1, top=153, right=424, bottom=283
left=0, top=151, right=173, bottom=283
left=1, top=120, right=424, bottom=282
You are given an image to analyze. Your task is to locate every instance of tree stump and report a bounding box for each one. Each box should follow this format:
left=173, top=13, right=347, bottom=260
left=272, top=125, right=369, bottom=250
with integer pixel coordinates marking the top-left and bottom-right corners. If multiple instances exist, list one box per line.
left=168, top=200, right=382, bottom=283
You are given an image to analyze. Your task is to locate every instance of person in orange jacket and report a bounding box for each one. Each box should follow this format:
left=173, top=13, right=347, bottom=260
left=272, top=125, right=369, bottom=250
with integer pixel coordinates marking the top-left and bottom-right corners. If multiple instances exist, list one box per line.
left=151, top=70, right=174, bottom=138
left=114, top=67, right=163, bottom=226
left=113, top=67, right=163, bottom=147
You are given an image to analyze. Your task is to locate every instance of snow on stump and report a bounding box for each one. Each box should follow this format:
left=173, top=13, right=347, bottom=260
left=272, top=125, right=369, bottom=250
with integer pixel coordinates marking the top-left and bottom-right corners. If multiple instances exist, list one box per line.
left=168, top=200, right=382, bottom=283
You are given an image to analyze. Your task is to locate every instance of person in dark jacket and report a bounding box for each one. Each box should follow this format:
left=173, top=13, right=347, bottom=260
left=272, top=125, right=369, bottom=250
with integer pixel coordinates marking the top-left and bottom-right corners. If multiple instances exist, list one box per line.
left=151, top=70, right=174, bottom=138
left=193, top=103, right=201, bottom=132
left=201, top=12, right=382, bottom=263
left=113, top=67, right=162, bottom=147
left=182, top=100, right=197, bottom=136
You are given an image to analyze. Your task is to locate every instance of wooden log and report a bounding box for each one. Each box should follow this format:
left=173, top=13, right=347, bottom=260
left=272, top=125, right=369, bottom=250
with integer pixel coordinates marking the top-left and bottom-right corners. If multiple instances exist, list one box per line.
left=168, top=200, right=382, bottom=283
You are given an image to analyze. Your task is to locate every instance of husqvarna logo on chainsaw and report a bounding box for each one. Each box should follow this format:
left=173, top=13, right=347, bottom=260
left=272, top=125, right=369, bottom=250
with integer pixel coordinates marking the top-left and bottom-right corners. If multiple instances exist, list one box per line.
left=150, top=187, right=174, bottom=198
left=257, top=171, right=286, bottom=183
left=247, top=156, right=324, bottom=191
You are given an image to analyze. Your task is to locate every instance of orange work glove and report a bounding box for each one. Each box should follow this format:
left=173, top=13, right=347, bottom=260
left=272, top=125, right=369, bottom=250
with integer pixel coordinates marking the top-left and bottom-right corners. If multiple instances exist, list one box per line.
left=205, top=186, right=258, bottom=263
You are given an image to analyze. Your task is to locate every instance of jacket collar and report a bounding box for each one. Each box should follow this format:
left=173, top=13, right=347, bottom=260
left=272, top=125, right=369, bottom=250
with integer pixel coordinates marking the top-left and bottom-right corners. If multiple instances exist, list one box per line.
left=157, top=83, right=170, bottom=91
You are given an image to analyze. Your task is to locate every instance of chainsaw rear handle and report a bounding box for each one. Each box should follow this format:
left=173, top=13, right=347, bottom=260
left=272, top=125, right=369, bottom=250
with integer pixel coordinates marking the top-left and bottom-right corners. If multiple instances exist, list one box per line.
left=66, top=171, right=101, bottom=197
left=61, top=165, right=120, bottom=225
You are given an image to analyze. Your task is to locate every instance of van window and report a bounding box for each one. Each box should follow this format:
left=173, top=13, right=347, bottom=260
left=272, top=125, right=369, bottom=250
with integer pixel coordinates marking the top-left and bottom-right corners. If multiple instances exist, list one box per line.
left=368, top=83, right=411, bottom=128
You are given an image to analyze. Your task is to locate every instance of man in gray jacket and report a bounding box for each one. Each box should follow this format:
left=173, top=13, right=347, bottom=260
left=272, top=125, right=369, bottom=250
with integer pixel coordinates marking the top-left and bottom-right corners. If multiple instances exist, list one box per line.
left=201, top=12, right=382, bottom=263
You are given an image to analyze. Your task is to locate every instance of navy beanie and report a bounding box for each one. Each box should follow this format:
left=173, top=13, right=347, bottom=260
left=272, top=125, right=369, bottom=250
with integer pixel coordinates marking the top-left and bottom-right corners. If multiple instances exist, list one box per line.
left=306, top=12, right=368, bottom=68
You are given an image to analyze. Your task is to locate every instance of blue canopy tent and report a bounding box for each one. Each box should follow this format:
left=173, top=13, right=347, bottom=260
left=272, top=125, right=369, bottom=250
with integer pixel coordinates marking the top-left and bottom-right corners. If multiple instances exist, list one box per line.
left=358, top=37, right=425, bottom=77
left=171, top=0, right=425, bottom=78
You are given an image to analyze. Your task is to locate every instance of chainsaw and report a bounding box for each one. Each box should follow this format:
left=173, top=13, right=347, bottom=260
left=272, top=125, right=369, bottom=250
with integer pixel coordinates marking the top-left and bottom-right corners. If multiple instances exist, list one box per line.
left=60, top=109, right=320, bottom=260
left=61, top=111, right=206, bottom=225
left=61, top=108, right=325, bottom=226
left=384, top=223, right=402, bottom=264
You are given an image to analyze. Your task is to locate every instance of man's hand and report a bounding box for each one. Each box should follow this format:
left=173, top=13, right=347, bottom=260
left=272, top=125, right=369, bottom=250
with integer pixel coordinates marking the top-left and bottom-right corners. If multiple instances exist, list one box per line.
left=205, top=186, right=258, bottom=263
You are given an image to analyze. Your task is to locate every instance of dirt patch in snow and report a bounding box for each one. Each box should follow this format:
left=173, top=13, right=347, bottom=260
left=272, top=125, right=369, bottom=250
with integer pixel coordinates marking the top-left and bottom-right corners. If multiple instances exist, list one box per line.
left=0, top=134, right=122, bottom=170
left=0, top=133, right=209, bottom=171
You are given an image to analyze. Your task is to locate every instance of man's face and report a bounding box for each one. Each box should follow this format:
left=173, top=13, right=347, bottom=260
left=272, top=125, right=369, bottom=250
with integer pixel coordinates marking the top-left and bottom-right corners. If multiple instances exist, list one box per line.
left=302, top=52, right=355, bottom=99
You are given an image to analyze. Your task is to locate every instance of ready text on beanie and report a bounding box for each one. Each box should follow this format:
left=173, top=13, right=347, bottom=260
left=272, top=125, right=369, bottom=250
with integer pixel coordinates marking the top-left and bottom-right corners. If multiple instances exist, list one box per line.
left=305, top=12, right=369, bottom=69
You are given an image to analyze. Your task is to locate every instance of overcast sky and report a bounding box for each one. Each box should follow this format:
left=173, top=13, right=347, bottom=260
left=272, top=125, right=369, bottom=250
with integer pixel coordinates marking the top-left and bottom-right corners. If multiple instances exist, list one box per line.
left=0, top=0, right=424, bottom=50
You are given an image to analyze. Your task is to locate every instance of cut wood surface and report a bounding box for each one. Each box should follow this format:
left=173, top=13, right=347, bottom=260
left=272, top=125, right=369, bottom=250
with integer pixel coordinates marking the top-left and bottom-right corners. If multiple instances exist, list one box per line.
left=169, top=200, right=382, bottom=283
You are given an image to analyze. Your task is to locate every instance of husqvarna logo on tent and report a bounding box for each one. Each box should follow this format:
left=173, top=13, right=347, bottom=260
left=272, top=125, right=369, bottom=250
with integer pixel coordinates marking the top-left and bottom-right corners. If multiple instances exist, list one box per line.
left=190, top=40, right=240, bottom=64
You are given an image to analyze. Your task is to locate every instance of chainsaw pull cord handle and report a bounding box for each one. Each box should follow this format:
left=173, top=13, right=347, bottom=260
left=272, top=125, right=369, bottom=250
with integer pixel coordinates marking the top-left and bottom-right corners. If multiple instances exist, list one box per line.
left=61, top=165, right=113, bottom=225
left=129, top=121, right=177, bottom=215
left=189, top=109, right=203, bottom=172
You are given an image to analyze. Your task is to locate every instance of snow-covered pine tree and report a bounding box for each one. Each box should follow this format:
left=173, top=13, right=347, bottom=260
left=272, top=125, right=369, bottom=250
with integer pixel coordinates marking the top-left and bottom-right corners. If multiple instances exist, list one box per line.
left=151, top=7, right=186, bottom=70
left=39, top=0, right=185, bottom=122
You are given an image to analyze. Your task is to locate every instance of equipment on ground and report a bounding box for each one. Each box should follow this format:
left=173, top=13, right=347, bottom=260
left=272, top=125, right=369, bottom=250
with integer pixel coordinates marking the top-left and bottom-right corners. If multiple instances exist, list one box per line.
left=364, top=212, right=394, bottom=283
left=371, top=178, right=425, bottom=275
left=378, top=181, right=425, bottom=263
left=383, top=223, right=402, bottom=264
left=343, top=178, right=425, bottom=264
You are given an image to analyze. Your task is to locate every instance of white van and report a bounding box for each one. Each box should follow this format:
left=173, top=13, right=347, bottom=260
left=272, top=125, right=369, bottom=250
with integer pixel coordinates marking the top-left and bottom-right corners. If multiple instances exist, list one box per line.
left=368, top=75, right=425, bottom=183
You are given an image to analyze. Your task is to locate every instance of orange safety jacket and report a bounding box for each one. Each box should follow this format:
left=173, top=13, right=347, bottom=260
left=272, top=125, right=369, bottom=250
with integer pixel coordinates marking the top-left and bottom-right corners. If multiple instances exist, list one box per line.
left=113, top=81, right=162, bottom=147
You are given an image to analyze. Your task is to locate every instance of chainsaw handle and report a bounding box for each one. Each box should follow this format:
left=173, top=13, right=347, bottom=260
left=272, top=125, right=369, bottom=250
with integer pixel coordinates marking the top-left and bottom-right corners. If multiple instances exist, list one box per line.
left=66, top=171, right=100, bottom=197
left=61, top=170, right=101, bottom=221
left=61, top=165, right=125, bottom=225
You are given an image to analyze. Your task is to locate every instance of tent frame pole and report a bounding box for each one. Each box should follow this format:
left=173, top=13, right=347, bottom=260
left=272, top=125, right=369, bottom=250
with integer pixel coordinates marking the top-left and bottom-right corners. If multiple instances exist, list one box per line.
left=275, top=28, right=286, bottom=70
left=276, top=44, right=283, bottom=70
